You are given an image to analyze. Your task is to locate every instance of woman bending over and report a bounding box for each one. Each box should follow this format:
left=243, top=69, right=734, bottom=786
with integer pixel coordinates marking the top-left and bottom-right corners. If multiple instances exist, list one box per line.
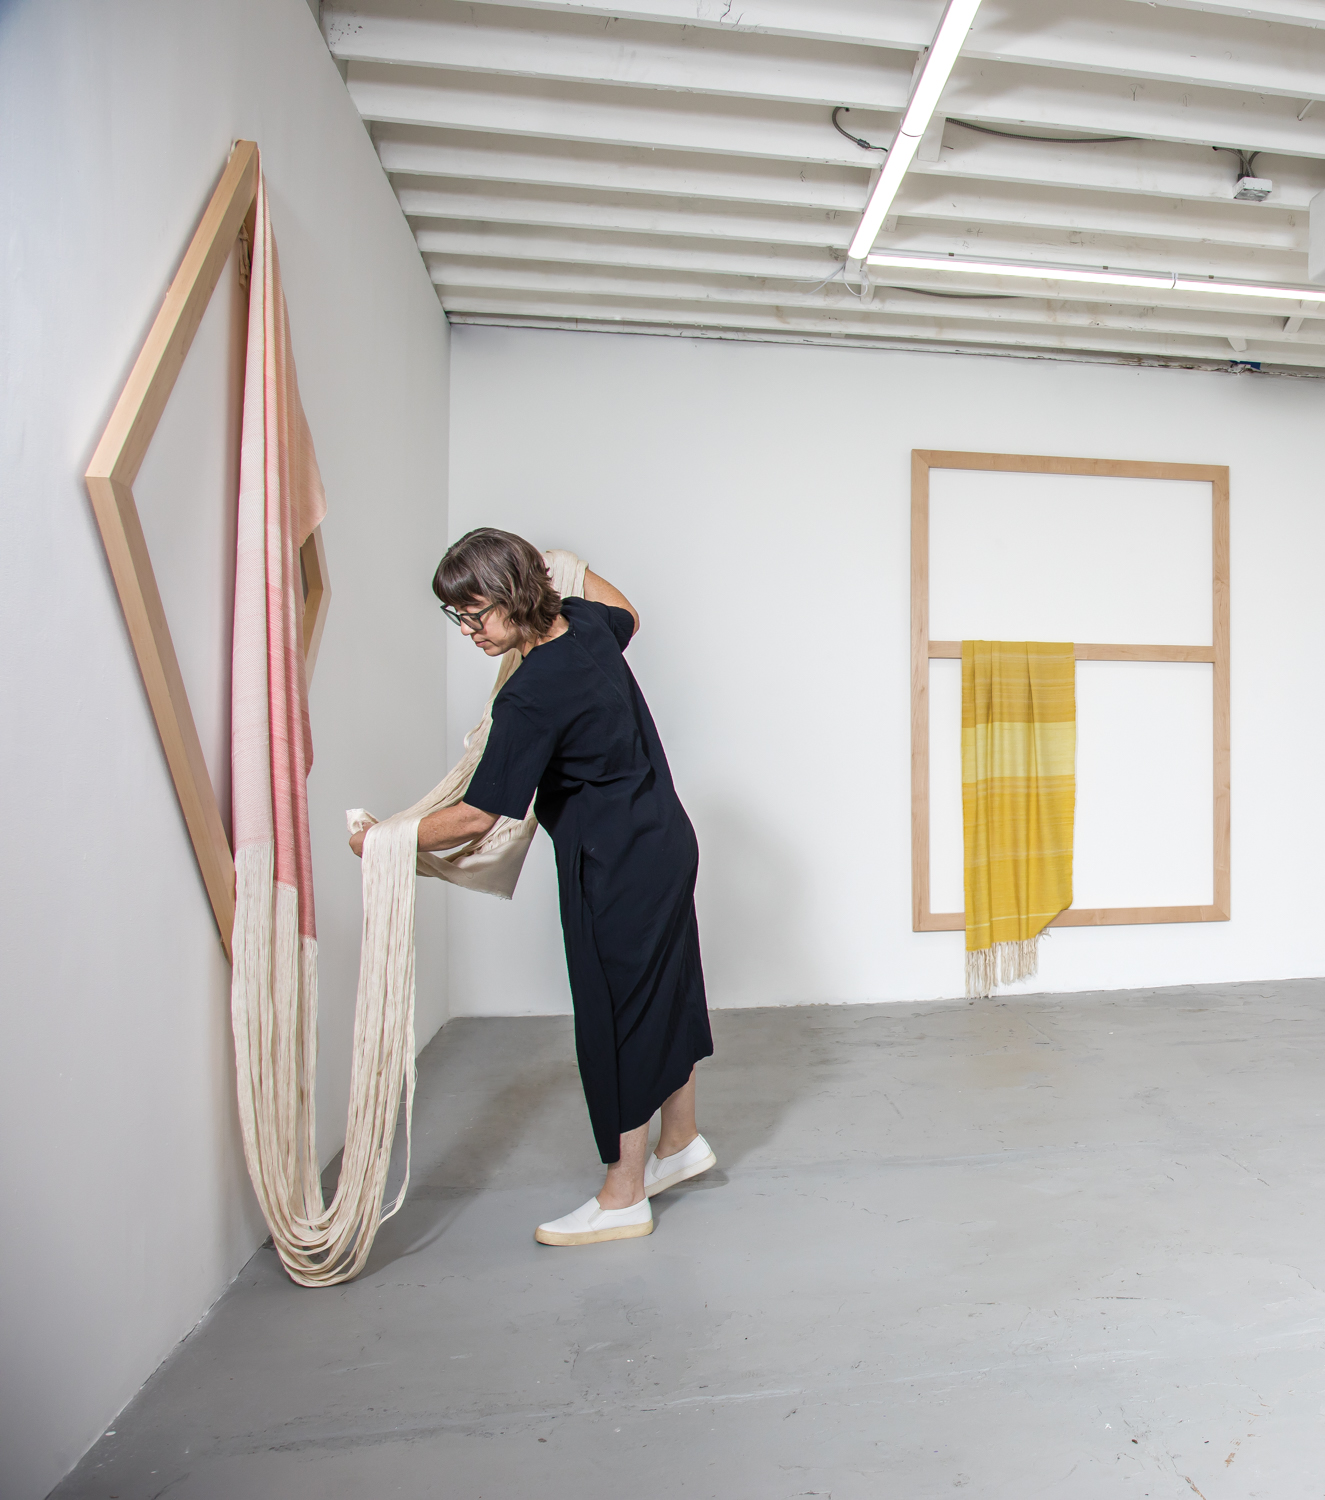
left=354, top=529, right=715, bottom=1246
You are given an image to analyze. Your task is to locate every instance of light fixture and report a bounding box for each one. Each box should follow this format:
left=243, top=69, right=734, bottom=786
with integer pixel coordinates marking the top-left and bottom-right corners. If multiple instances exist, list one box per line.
left=1235, top=176, right=1273, bottom=203
left=846, top=0, right=985, bottom=261
left=1216, top=148, right=1272, bottom=203
left=866, top=252, right=1173, bottom=292
left=864, top=249, right=1325, bottom=303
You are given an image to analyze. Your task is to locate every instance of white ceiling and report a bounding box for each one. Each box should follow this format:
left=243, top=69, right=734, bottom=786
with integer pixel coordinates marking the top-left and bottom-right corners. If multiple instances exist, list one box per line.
left=322, top=0, right=1325, bottom=372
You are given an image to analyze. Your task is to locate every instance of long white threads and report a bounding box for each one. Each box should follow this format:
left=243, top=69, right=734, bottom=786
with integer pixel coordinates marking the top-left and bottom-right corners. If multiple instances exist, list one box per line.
left=230, top=815, right=420, bottom=1286
left=231, top=551, right=587, bottom=1286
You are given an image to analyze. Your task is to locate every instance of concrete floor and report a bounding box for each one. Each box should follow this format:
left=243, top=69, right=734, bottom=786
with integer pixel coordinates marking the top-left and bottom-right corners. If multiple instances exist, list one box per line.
left=53, top=981, right=1325, bottom=1500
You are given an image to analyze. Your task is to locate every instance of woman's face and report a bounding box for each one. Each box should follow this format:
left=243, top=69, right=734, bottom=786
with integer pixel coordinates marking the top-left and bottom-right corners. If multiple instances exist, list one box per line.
left=457, top=596, right=525, bottom=656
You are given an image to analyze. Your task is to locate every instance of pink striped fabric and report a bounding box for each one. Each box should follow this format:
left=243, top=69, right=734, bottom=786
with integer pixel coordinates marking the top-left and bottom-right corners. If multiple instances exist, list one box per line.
left=232, top=172, right=326, bottom=937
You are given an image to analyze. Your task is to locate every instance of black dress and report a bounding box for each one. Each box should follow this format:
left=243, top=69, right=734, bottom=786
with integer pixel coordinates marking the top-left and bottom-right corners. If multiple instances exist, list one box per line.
left=465, top=596, right=713, bottom=1162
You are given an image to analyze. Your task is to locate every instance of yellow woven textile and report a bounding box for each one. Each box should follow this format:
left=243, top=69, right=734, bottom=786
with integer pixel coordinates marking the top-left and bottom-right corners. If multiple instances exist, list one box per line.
left=962, top=641, right=1076, bottom=998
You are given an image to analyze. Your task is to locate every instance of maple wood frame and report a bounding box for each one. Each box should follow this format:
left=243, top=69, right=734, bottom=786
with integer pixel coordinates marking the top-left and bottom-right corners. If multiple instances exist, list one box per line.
left=85, top=141, right=330, bottom=960
left=910, top=449, right=1230, bottom=934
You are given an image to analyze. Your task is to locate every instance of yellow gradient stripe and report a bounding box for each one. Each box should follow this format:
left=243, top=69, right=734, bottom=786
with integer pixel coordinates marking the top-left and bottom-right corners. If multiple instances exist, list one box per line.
left=962, top=641, right=1076, bottom=953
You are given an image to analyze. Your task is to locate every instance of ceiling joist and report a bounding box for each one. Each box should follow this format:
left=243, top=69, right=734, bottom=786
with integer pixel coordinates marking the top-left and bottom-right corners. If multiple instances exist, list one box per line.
left=324, top=0, right=1325, bottom=371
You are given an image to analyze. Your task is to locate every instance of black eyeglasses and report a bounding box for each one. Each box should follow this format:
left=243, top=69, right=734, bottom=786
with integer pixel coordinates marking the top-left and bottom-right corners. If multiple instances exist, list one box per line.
left=440, top=601, right=499, bottom=631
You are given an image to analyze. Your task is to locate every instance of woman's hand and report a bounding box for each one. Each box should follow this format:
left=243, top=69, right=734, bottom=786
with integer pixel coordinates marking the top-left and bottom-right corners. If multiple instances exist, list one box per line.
left=349, top=826, right=369, bottom=858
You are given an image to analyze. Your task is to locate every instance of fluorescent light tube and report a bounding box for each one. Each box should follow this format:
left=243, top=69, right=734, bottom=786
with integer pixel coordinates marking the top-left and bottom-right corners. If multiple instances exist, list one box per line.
left=901, top=0, right=986, bottom=137
left=867, top=252, right=1173, bottom=291
left=864, top=249, right=1325, bottom=302
left=847, top=0, right=984, bottom=261
left=1171, top=275, right=1316, bottom=301
left=846, top=137, right=924, bottom=264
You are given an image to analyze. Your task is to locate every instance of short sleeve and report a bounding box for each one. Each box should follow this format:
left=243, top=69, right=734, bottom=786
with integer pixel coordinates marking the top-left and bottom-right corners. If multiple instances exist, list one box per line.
left=465, top=696, right=557, bottom=820
left=606, top=603, right=636, bottom=651
left=601, top=602, right=635, bottom=651
left=563, top=595, right=634, bottom=651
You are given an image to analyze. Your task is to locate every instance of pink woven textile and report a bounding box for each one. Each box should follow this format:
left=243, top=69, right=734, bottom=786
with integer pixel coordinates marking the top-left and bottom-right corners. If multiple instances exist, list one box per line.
left=230, top=167, right=340, bottom=1283
left=231, top=173, right=325, bottom=927
left=230, top=165, right=426, bottom=1285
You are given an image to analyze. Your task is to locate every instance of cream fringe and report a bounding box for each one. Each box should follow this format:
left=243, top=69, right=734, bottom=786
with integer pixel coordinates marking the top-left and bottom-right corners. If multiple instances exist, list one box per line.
left=231, top=818, right=420, bottom=1286
left=965, top=937, right=1042, bottom=999
left=232, top=551, right=587, bottom=1287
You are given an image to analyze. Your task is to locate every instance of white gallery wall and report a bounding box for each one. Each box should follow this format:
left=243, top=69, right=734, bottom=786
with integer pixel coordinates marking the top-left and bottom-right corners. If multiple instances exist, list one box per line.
left=0, top=3, right=450, bottom=1497
left=448, top=325, right=1325, bottom=1015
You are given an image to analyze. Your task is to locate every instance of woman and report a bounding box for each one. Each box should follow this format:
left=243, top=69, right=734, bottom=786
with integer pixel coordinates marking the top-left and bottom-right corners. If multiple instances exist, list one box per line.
left=355, top=529, right=715, bottom=1246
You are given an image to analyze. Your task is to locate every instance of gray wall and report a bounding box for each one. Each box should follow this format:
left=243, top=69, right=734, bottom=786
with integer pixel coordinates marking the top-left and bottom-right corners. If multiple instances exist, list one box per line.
left=0, top=3, right=452, bottom=1495
left=448, top=325, right=1325, bottom=1011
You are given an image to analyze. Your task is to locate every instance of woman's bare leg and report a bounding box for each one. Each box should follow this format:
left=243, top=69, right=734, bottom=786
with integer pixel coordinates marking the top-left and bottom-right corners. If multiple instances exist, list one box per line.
left=655, top=1068, right=698, bottom=1159
left=598, top=1069, right=701, bottom=1208
left=598, top=1122, right=649, bottom=1209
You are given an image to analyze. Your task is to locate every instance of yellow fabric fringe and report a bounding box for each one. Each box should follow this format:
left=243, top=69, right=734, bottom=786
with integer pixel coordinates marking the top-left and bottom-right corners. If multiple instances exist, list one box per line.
left=962, top=641, right=1076, bottom=998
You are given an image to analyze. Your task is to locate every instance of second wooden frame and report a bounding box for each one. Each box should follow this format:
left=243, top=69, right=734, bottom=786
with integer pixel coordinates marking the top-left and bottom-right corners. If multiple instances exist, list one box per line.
left=911, top=449, right=1230, bottom=934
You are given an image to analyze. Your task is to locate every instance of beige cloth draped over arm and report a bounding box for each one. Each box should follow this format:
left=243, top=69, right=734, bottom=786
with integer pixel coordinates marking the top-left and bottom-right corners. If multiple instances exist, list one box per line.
left=346, top=549, right=588, bottom=897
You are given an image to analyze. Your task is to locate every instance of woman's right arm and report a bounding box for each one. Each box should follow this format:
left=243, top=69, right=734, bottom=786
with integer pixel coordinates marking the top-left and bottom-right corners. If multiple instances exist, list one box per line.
left=417, top=801, right=498, bottom=852
left=349, top=800, right=497, bottom=857
left=583, top=569, right=640, bottom=636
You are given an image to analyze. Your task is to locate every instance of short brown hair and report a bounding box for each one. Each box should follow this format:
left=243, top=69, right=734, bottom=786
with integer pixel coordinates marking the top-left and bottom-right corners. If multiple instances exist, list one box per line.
left=432, top=528, right=561, bottom=642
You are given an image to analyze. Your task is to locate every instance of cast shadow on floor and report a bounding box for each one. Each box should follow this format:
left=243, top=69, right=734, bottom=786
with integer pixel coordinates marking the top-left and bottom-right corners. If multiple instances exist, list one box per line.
left=331, top=795, right=829, bottom=1264
left=335, top=997, right=824, bottom=1269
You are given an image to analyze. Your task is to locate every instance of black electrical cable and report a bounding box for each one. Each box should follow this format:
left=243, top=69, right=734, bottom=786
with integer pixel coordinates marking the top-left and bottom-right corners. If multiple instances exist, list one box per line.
left=948, top=118, right=1141, bottom=144
left=891, top=285, right=1016, bottom=299
left=832, top=107, right=886, bottom=152
left=830, top=109, right=1140, bottom=151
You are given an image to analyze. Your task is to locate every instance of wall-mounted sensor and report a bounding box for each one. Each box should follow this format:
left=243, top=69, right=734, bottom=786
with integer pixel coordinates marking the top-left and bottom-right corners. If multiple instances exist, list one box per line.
left=1235, top=176, right=1273, bottom=202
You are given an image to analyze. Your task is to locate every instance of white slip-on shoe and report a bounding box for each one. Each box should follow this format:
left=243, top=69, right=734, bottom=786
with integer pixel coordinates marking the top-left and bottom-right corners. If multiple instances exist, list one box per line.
left=534, top=1195, right=654, bottom=1246
left=644, top=1133, right=718, bottom=1198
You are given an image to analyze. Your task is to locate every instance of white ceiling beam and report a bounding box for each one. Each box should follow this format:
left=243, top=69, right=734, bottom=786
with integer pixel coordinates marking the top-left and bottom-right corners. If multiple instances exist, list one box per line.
left=432, top=267, right=1325, bottom=352
left=375, top=127, right=872, bottom=211
left=423, top=223, right=831, bottom=279
left=889, top=179, right=1303, bottom=252
left=402, top=184, right=859, bottom=248
left=444, top=296, right=1325, bottom=367
left=448, top=280, right=1325, bottom=349
left=862, top=256, right=1318, bottom=311
left=359, top=0, right=1325, bottom=51
left=418, top=225, right=1314, bottom=317
left=328, top=1, right=1325, bottom=103
left=935, top=58, right=1325, bottom=161
left=920, top=129, right=1325, bottom=208
left=868, top=217, right=1304, bottom=281
left=864, top=290, right=1324, bottom=344
left=328, top=0, right=940, bottom=52
left=399, top=174, right=1303, bottom=259
left=1282, top=298, right=1323, bottom=332
left=373, top=124, right=1325, bottom=225
left=348, top=65, right=899, bottom=165
left=328, top=4, right=914, bottom=111
left=411, top=206, right=1309, bottom=289
left=448, top=0, right=1325, bottom=43
left=944, top=0, right=1325, bottom=101
left=349, top=58, right=1325, bottom=171
left=1124, top=1, right=1325, bottom=31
